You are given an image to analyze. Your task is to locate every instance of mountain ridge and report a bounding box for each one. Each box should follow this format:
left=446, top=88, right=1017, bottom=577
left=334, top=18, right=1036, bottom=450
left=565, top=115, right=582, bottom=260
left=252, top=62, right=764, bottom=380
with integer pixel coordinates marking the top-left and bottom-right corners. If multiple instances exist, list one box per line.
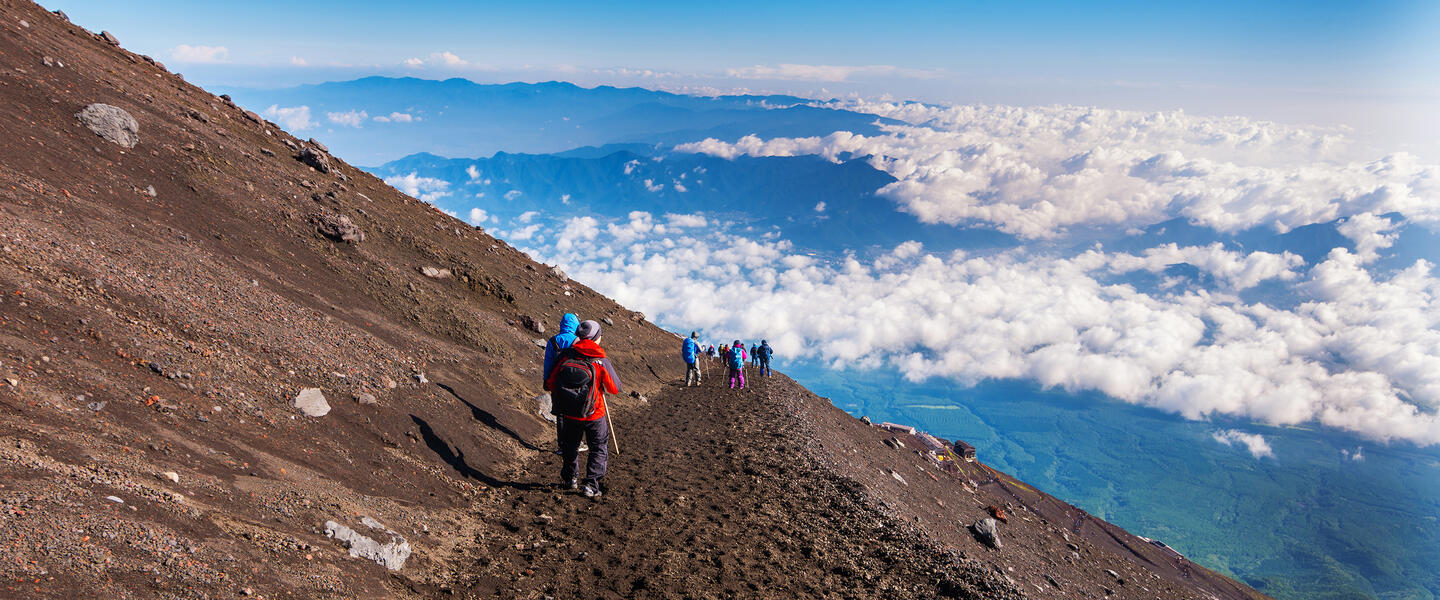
left=0, top=2, right=1267, bottom=598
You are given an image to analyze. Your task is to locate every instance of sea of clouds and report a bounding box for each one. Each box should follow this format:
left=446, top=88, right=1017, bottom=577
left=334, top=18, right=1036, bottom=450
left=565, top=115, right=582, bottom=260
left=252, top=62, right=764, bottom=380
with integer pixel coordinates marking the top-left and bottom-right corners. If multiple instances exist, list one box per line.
left=486, top=101, right=1439, bottom=447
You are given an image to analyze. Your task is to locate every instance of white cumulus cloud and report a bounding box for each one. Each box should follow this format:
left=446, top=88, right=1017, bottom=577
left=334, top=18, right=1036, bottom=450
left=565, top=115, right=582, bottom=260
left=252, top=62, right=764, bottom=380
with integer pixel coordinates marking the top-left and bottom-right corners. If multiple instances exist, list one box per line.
left=1212, top=430, right=1276, bottom=459
left=171, top=44, right=228, bottom=63
left=261, top=105, right=315, bottom=131
left=677, top=104, right=1440, bottom=239
left=374, top=112, right=418, bottom=123
left=383, top=172, right=451, bottom=203
left=326, top=110, right=368, bottom=128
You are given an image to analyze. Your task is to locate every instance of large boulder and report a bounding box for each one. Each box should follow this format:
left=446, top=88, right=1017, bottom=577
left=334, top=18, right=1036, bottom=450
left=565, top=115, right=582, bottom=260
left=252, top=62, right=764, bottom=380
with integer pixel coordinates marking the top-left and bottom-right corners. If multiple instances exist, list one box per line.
left=971, top=517, right=1002, bottom=549
left=298, top=146, right=332, bottom=174
left=313, top=212, right=363, bottom=243
left=76, top=104, right=139, bottom=149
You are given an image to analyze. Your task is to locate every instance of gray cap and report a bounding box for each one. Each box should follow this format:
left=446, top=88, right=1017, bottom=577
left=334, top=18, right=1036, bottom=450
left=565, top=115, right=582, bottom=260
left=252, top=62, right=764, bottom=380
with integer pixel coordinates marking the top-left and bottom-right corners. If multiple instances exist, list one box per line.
left=577, top=320, right=602, bottom=340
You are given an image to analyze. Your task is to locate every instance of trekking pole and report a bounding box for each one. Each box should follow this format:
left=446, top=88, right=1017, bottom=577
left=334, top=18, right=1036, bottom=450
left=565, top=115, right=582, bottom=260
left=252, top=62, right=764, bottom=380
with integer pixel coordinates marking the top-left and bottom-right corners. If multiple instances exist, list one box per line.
left=607, top=407, right=620, bottom=456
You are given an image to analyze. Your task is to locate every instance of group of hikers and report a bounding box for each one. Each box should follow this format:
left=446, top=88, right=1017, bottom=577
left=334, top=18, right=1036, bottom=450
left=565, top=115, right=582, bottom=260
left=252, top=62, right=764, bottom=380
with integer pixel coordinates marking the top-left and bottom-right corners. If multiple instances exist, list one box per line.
left=680, top=333, right=773, bottom=389
left=538, top=312, right=774, bottom=500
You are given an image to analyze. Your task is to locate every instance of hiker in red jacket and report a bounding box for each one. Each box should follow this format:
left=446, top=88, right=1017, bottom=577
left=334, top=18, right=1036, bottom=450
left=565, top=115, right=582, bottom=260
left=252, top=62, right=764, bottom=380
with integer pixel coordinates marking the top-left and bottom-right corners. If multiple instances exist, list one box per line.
left=544, top=319, right=620, bottom=498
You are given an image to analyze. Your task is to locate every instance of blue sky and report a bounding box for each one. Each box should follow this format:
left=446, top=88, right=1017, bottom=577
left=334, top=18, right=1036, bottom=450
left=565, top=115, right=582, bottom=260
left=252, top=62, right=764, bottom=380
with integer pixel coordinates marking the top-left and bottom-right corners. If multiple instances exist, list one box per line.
left=46, top=0, right=1440, bottom=154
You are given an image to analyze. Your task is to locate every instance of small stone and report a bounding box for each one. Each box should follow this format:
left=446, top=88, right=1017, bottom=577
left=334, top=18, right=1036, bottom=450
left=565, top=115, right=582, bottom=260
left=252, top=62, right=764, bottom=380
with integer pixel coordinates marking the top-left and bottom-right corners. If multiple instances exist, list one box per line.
left=260, top=148, right=274, bottom=156
left=972, top=517, right=1001, bottom=549
left=533, top=339, right=547, bottom=348
left=100, top=30, right=120, bottom=46
left=144, top=185, right=156, bottom=197
left=87, top=400, right=107, bottom=412
left=549, top=266, right=568, bottom=281
left=105, top=496, right=124, bottom=504
left=521, top=315, right=544, bottom=334
left=355, top=393, right=377, bottom=405
left=601, top=317, right=614, bottom=326
left=890, top=470, right=908, bottom=486
left=535, top=393, right=556, bottom=423
left=420, top=266, right=451, bottom=279
left=292, top=388, right=331, bottom=417
left=860, top=416, right=872, bottom=425
left=414, top=373, right=428, bottom=384
left=18, top=20, right=28, bottom=28
left=307, top=138, right=329, bottom=153
left=380, top=376, right=397, bottom=390
left=159, top=471, right=180, bottom=483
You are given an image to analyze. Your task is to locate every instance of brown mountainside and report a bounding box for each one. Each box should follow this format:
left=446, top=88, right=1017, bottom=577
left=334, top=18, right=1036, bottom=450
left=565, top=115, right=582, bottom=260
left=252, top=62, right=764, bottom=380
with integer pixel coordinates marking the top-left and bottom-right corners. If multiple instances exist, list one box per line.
left=0, top=2, right=1268, bottom=598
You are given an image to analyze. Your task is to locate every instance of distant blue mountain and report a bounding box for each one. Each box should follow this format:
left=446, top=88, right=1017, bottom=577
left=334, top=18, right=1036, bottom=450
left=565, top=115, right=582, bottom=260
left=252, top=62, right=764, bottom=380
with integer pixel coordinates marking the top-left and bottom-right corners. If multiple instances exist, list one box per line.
left=219, top=78, right=903, bottom=164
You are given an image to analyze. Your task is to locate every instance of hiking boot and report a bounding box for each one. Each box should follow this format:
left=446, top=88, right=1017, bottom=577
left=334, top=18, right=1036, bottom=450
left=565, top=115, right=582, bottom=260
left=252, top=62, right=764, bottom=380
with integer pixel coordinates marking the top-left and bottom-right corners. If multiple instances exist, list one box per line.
left=578, top=442, right=589, bottom=452
left=566, top=478, right=579, bottom=490
left=582, top=480, right=602, bottom=498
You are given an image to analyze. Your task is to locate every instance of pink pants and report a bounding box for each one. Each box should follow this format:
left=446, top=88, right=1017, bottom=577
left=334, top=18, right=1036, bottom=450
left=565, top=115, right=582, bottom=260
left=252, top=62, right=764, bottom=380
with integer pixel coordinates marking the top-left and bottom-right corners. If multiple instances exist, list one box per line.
left=728, top=368, right=746, bottom=389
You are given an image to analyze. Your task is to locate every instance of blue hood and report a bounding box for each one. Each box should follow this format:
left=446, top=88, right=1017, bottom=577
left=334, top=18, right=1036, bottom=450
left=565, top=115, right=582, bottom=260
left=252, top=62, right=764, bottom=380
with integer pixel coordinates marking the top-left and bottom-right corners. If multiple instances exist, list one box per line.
left=559, top=313, right=579, bottom=335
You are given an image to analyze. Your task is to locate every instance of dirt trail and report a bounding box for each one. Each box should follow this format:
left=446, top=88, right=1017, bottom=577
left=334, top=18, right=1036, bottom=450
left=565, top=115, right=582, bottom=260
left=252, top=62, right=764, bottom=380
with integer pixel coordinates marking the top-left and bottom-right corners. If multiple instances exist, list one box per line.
left=446, top=368, right=1021, bottom=600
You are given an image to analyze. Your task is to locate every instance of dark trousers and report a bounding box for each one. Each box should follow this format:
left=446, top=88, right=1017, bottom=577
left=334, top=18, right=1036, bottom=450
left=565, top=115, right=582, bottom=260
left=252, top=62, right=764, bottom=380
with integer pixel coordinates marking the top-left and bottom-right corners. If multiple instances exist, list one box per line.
left=558, top=415, right=609, bottom=483
left=759, top=359, right=771, bottom=376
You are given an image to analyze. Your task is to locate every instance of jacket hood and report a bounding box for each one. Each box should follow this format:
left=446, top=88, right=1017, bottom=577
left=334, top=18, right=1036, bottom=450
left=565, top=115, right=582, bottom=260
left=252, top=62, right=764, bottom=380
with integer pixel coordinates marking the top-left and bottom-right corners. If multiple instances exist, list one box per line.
left=559, top=313, right=579, bottom=335
left=570, top=339, right=607, bottom=358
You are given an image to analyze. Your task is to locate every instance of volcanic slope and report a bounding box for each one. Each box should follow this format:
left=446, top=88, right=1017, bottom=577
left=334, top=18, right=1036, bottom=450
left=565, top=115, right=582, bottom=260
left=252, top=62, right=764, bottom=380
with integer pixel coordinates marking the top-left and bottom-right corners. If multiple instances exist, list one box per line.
left=0, top=3, right=1267, bottom=599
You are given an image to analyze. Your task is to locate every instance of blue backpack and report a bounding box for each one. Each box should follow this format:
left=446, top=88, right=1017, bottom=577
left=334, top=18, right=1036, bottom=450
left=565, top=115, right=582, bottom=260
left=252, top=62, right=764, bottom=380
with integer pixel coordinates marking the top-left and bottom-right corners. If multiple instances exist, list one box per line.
left=728, top=346, right=744, bottom=369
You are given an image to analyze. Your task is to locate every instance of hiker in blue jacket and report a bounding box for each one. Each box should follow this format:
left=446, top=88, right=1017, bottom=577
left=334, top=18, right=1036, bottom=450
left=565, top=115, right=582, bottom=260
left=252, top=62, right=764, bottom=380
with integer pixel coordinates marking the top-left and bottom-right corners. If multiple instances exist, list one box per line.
left=757, top=340, right=774, bottom=377
left=749, top=344, right=759, bottom=367
left=682, top=331, right=702, bottom=387
left=542, top=313, right=580, bottom=385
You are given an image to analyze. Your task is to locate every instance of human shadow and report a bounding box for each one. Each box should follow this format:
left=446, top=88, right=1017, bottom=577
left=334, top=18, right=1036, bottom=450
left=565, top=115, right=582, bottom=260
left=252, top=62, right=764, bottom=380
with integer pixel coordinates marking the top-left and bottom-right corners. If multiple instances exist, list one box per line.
left=434, top=381, right=544, bottom=452
left=410, top=415, right=544, bottom=491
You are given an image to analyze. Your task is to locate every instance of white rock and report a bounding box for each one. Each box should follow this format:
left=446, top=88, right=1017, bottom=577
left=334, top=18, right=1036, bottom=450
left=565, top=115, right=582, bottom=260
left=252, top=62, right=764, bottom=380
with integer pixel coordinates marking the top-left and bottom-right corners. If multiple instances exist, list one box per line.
left=159, top=471, right=179, bottom=483
left=292, top=387, right=331, bottom=417
left=325, top=519, right=410, bottom=571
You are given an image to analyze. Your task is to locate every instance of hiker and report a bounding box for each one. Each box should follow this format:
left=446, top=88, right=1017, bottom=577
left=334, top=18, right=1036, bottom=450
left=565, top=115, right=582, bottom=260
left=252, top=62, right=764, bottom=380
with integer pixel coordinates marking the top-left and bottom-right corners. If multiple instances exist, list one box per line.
left=749, top=343, right=759, bottom=367
left=542, top=313, right=580, bottom=386
left=682, top=331, right=702, bottom=387
left=757, top=339, right=773, bottom=377
left=727, top=339, right=747, bottom=389
left=544, top=320, right=621, bottom=498
left=706, top=345, right=716, bottom=360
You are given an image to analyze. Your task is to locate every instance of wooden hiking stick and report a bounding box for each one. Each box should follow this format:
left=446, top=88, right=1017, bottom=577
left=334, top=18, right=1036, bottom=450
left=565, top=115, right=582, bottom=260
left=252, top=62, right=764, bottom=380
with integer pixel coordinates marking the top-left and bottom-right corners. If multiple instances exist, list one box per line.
left=607, top=408, right=620, bottom=456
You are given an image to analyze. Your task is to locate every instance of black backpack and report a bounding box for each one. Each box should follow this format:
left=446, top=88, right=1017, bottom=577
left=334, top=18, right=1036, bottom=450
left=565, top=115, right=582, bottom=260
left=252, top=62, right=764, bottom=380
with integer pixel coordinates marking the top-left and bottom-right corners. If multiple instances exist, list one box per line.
left=549, top=350, right=599, bottom=418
